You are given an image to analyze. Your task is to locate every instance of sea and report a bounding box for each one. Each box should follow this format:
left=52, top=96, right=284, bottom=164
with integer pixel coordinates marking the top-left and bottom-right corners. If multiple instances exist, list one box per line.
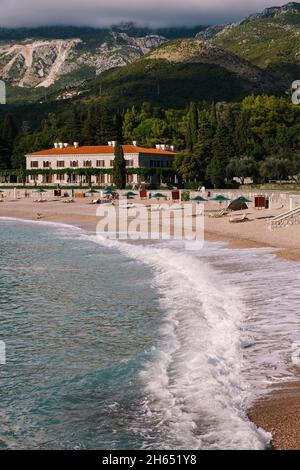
left=0, top=218, right=300, bottom=450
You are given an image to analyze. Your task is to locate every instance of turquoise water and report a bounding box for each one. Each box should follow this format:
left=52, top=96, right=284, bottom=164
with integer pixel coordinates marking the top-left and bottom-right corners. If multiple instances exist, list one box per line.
left=1, top=219, right=299, bottom=449
left=0, top=220, right=162, bottom=449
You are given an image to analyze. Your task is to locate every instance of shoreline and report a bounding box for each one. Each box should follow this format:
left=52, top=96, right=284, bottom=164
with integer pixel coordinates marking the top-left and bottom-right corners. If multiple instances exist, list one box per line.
left=1, top=199, right=300, bottom=449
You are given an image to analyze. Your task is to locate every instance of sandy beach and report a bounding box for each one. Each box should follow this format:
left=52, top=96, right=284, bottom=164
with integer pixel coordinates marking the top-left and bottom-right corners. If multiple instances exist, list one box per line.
left=1, top=196, right=300, bottom=449
left=1, top=197, right=299, bottom=260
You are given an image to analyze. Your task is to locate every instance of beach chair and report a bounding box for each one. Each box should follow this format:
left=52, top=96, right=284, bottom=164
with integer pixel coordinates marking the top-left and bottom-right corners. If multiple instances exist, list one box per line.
left=208, top=209, right=228, bottom=218
left=229, top=213, right=248, bottom=223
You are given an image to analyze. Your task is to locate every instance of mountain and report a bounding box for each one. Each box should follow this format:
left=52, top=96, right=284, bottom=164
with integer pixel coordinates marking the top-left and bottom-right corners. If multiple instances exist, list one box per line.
left=212, top=2, right=300, bottom=81
left=0, top=29, right=166, bottom=100
left=82, top=39, right=277, bottom=109
left=0, top=23, right=207, bottom=103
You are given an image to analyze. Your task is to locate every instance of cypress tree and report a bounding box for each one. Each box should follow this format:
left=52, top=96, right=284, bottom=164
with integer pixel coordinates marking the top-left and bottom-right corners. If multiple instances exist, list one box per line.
left=206, top=119, right=232, bottom=188
left=185, top=102, right=198, bottom=152
left=113, top=142, right=126, bottom=189
left=1, top=114, right=17, bottom=168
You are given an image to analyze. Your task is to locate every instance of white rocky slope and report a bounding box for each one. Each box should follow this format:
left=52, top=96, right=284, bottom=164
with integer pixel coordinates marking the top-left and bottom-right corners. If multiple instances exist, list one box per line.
left=0, top=32, right=166, bottom=88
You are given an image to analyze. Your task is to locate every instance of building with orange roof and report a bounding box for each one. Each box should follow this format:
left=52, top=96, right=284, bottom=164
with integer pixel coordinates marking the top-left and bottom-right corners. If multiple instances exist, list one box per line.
left=26, top=141, right=177, bottom=186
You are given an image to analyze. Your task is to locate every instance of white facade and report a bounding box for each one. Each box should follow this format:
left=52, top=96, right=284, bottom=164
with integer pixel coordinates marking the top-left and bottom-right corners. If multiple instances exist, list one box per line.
left=25, top=143, right=176, bottom=186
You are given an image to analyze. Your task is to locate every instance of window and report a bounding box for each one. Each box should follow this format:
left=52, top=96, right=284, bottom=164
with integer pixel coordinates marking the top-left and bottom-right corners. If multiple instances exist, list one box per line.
left=127, top=174, right=134, bottom=183
left=30, top=161, right=39, bottom=168
left=150, top=160, right=161, bottom=168
left=110, top=160, right=114, bottom=167
left=96, top=174, right=105, bottom=184
left=96, top=160, right=105, bottom=167
left=57, top=161, right=65, bottom=168
left=70, top=160, right=78, bottom=168
left=56, top=174, right=65, bottom=181
left=83, top=160, right=92, bottom=168
left=43, top=161, right=51, bottom=168
left=126, top=160, right=134, bottom=167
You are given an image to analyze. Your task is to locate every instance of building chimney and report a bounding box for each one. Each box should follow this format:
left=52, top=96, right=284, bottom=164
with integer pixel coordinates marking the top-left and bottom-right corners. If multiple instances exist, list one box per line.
left=170, top=145, right=175, bottom=151
left=73, top=142, right=79, bottom=148
left=54, top=143, right=59, bottom=149
left=59, top=142, right=64, bottom=149
left=155, top=144, right=160, bottom=149
left=111, top=141, right=116, bottom=147
left=63, top=143, right=69, bottom=148
left=132, top=140, right=137, bottom=146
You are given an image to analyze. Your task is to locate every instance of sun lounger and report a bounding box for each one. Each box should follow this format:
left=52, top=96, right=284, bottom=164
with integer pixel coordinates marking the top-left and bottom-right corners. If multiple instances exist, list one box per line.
left=208, top=209, right=228, bottom=218
left=229, top=213, right=249, bottom=223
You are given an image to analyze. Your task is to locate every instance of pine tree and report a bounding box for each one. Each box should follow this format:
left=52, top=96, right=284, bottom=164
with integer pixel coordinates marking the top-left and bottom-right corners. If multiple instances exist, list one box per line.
left=185, top=102, right=198, bottom=152
left=194, top=109, right=215, bottom=168
left=1, top=114, right=17, bottom=168
left=113, top=142, right=126, bottom=189
left=206, top=119, right=232, bottom=188
left=123, top=106, right=138, bottom=143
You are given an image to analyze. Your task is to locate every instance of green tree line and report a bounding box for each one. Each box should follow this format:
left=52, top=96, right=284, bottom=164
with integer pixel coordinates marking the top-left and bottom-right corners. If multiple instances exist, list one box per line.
left=1, top=95, right=300, bottom=187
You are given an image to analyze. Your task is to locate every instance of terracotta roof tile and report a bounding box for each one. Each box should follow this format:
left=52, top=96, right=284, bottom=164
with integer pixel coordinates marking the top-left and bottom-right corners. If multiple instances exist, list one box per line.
left=28, top=145, right=176, bottom=156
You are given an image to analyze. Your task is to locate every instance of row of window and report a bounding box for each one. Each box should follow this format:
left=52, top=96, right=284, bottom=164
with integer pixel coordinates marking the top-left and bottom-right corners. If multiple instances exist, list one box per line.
left=149, top=160, right=172, bottom=168
left=31, top=160, right=135, bottom=169
left=32, top=174, right=135, bottom=184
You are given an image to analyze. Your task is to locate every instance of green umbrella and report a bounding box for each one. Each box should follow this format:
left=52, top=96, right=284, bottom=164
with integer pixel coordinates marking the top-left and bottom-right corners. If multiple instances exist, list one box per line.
left=123, top=191, right=137, bottom=197
left=34, top=188, right=47, bottom=193
left=232, top=196, right=253, bottom=203
left=86, top=188, right=100, bottom=195
left=152, top=193, right=165, bottom=199
left=210, top=195, right=231, bottom=201
left=103, top=189, right=116, bottom=196
left=34, top=188, right=47, bottom=201
left=191, top=196, right=208, bottom=202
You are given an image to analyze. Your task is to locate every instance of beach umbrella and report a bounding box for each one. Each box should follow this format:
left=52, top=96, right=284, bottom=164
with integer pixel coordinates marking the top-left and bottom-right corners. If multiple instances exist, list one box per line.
left=86, top=188, right=100, bottom=195
left=191, top=196, right=208, bottom=202
left=210, top=195, right=231, bottom=201
left=228, top=196, right=253, bottom=211
left=152, top=193, right=165, bottom=199
left=34, top=188, right=47, bottom=201
left=231, top=196, right=253, bottom=203
left=34, top=188, right=47, bottom=193
left=123, top=191, right=137, bottom=198
left=103, top=189, right=116, bottom=197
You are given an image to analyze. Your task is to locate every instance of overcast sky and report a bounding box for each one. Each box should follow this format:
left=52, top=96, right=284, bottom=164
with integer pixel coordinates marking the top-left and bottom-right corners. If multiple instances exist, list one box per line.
left=0, top=0, right=289, bottom=28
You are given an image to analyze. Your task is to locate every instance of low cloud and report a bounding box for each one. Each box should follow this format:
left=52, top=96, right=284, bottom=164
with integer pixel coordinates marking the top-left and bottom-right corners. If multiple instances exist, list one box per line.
left=0, top=0, right=287, bottom=27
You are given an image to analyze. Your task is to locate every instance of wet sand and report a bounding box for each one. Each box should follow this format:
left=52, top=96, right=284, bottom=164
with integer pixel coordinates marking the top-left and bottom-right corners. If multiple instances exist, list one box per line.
left=249, top=382, right=300, bottom=450
left=1, top=197, right=300, bottom=449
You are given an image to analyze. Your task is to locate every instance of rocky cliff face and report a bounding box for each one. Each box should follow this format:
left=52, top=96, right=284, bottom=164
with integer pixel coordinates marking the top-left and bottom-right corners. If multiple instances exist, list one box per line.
left=0, top=31, right=166, bottom=89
